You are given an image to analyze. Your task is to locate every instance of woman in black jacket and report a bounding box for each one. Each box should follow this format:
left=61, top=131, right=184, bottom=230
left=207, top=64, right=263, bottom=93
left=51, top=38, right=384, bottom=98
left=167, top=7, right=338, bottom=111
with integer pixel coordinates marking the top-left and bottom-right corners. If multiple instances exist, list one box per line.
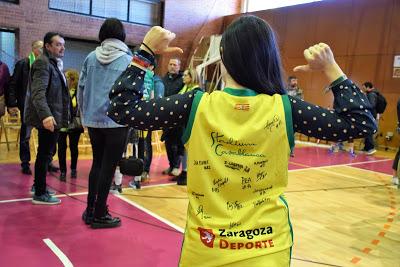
left=58, top=69, right=83, bottom=181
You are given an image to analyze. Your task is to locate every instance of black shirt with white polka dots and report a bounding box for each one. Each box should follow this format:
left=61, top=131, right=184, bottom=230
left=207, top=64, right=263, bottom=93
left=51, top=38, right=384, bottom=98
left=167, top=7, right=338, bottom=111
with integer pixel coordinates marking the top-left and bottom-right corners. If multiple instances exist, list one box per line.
left=108, top=53, right=377, bottom=142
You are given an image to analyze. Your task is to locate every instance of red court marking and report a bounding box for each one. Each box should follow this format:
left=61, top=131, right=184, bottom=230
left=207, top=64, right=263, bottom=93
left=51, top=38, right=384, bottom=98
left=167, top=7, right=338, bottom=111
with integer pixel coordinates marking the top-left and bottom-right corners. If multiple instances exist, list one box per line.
left=371, top=239, right=380, bottom=245
left=0, top=155, right=173, bottom=201
left=0, top=195, right=183, bottom=267
left=362, top=247, right=371, bottom=254
left=290, top=146, right=385, bottom=168
left=350, top=166, right=396, bottom=265
left=351, top=160, right=393, bottom=175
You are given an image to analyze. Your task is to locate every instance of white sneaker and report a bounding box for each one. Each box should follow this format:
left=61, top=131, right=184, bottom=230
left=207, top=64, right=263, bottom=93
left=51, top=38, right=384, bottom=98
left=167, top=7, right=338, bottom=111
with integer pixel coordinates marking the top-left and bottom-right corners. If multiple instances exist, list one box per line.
left=170, top=168, right=180, bottom=176
left=392, top=176, right=399, bottom=185
left=366, top=149, right=377, bottom=155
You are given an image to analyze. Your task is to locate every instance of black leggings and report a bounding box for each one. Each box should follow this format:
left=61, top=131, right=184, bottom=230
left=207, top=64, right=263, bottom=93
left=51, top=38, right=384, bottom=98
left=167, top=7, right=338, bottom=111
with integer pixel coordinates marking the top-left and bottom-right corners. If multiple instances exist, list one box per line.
left=57, top=131, right=82, bottom=173
left=87, top=127, right=128, bottom=218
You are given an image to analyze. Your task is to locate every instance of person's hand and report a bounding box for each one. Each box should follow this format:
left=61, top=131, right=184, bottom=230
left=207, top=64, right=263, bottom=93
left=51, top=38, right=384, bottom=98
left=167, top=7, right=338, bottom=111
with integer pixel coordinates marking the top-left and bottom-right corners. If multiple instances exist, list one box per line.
left=294, top=43, right=344, bottom=83
left=141, top=26, right=183, bottom=55
left=7, top=107, right=18, bottom=115
left=42, top=116, right=56, bottom=132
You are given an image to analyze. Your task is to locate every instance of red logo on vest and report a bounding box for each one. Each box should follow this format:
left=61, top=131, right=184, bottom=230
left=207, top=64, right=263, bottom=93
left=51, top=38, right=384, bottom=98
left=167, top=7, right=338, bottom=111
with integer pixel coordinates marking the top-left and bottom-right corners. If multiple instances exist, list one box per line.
left=198, top=227, right=215, bottom=248
left=234, top=103, right=250, bottom=111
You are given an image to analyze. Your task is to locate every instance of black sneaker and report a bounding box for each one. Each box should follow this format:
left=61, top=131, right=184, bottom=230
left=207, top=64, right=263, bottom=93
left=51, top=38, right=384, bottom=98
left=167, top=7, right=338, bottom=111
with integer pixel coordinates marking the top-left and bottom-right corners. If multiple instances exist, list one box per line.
left=128, top=180, right=141, bottom=189
left=82, top=207, right=94, bottom=225
left=116, top=184, right=122, bottom=193
left=59, top=172, right=67, bottom=182
left=91, top=208, right=121, bottom=229
left=48, top=163, right=59, bottom=173
left=70, top=169, right=77, bottom=179
left=177, top=171, right=187, bottom=186
left=21, top=167, right=32, bottom=175
left=110, top=182, right=123, bottom=194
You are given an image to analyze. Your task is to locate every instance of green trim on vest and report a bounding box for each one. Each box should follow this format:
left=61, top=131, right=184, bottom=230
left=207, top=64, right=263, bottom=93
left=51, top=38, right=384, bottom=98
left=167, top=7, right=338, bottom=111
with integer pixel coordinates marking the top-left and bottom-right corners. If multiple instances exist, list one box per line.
left=182, top=91, right=204, bottom=144
left=223, top=88, right=258, bottom=96
left=281, top=94, right=295, bottom=152
left=279, top=195, right=294, bottom=245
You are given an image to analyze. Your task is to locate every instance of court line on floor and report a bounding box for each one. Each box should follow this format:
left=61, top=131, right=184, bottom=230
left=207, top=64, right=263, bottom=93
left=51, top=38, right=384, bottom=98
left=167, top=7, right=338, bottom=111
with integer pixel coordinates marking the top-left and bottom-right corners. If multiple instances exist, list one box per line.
left=289, top=158, right=392, bottom=173
left=0, top=159, right=389, bottom=204
left=43, top=238, right=73, bottom=267
left=292, top=257, right=345, bottom=267
left=114, top=193, right=185, bottom=233
left=0, top=182, right=175, bottom=204
left=349, top=175, right=398, bottom=265
left=289, top=162, right=389, bottom=186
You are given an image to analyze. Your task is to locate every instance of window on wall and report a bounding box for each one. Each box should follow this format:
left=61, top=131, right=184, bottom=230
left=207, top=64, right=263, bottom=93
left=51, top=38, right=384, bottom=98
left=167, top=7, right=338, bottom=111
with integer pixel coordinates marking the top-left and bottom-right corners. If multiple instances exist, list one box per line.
left=243, top=0, right=323, bottom=12
left=0, top=0, right=19, bottom=4
left=48, top=0, right=162, bottom=26
left=49, top=0, right=90, bottom=14
left=129, top=0, right=161, bottom=26
left=0, top=30, right=16, bottom=74
left=92, top=0, right=128, bottom=20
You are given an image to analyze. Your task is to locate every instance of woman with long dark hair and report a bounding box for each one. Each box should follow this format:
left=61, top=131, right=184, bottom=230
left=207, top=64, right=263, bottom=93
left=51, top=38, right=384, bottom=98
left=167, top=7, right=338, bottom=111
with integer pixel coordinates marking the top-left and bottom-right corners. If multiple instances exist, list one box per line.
left=107, top=15, right=376, bottom=266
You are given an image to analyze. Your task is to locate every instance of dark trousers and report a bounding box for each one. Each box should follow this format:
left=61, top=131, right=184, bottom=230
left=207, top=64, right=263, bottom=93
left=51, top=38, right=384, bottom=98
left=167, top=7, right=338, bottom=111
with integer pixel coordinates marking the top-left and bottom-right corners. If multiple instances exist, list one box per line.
left=143, top=132, right=152, bottom=172
left=165, top=138, right=181, bottom=169
left=34, top=129, right=59, bottom=196
left=393, top=147, right=400, bottom=171
left=87, top=127, right=128, bottom=218
left=57, top=131, right=82, bottom=173
left=19, top=122, right=32, bottom=169
left=135, top=131, right=153, bottom=172
left=364, top=134, right=375, bottom=151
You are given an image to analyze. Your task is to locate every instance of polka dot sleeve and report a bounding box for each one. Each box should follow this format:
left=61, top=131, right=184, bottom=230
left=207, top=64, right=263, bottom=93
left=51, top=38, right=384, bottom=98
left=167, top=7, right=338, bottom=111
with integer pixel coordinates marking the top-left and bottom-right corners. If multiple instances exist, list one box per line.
left=289, top=79, right=377, bottom=142
left=107, top=59, right=195, bottom=130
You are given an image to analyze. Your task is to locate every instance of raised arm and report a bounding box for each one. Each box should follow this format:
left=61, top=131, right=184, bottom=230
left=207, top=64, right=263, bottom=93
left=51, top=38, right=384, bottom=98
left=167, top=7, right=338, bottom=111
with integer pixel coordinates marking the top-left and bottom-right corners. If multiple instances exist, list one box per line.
left=291, top=43, right=377, bottom=142
left=107, top=26, right=190, bottom=129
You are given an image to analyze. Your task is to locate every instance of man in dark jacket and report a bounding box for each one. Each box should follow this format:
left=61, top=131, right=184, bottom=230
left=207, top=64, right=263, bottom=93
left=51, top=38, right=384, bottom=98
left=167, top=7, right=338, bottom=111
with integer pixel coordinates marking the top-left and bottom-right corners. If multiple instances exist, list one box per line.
left=24, top=32, right=69, bottom=205
left=6, top=40, right=43, bottom=175
left=362, top=82, right=378, bottom=155
left=161, top=58, right=184, bottom=177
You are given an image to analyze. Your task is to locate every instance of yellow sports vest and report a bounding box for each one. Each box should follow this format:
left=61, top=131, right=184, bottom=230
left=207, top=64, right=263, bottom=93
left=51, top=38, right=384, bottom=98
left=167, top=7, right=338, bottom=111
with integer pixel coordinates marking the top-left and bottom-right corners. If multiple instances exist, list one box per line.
left=180, top=88, right=294, bottom=267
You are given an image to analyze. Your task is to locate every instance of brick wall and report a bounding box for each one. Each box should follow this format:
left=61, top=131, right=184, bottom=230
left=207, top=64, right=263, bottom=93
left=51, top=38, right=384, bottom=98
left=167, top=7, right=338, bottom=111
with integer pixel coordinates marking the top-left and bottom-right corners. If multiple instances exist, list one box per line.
left=0, top=0, right=241, bottom=74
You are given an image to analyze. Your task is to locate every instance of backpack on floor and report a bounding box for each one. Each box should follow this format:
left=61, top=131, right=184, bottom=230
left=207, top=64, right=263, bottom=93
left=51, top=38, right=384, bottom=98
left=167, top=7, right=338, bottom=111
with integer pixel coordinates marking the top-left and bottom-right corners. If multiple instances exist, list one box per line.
left=375, top=91, right=387, bottom=114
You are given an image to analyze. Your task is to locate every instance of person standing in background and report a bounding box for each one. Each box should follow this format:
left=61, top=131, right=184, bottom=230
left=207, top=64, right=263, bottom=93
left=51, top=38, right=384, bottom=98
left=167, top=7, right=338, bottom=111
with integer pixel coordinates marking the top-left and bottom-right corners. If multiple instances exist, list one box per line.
left=24, top=32, right=69, bottom=205
left=6, top=40, right=43, bottom=175
left=361, top=82, right=378, bottom=155
left=78, top=18, right=131, bottom=228
left=161, top=58, right=183, bottom=177
left=286, top=75, right=303, bottom=99
left=58, top=69, right=83, bottom=181
left=392, top=97, right=400, bottom=188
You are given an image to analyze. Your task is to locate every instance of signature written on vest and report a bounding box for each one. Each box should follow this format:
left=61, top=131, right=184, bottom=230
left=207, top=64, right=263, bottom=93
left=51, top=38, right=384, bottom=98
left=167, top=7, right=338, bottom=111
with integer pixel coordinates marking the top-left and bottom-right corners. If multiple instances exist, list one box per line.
left=226, top=200, right=243, bottom=211
left=210, top=132, right=265, bottom=158
left=212, top=177, right=229, bottom=193
left=224, top=161, right=251, bottom=173
left=264, top=115, right=282, bottom=132
left=194, top=160, right=211, bottom=170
